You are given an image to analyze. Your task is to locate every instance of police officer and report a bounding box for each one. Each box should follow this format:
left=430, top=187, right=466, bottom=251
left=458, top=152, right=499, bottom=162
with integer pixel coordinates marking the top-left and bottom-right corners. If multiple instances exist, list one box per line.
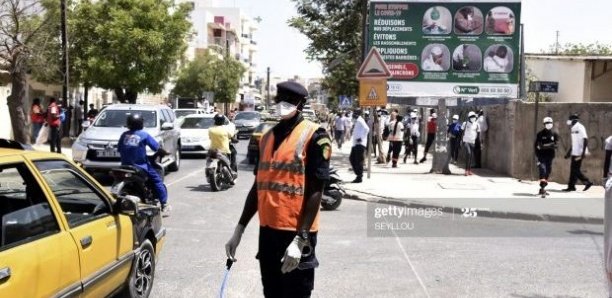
left=225, top=81, right=331, bottom=297
left=534, top=117, right=559, bottom=196
left=118, top=114, right=170, bottom=213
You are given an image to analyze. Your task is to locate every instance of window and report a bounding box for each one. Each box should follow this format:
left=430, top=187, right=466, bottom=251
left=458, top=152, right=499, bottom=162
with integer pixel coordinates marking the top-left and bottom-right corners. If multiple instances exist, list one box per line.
left=35, top=161, right=111, bottom=228
left=94, top=110, right=157, bottom=128
left=160, top=109, right=171, bottom=125
left=0, top=163, right=59, bottom=250
left=165, top=109, right=176, bottom=122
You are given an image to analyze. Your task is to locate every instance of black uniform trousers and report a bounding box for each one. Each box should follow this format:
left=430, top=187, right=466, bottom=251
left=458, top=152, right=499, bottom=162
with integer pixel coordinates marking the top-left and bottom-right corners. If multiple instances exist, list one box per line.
left=568, top=156, right=591, bottom=189
left=350, top=144, right=366, bottom=179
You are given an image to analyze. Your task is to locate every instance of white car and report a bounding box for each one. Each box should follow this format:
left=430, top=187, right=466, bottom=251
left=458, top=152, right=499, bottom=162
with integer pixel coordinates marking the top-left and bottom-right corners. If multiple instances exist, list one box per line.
left=179, top=114, right=235, bottom=156
left=173, top=108, right=207, bottom=120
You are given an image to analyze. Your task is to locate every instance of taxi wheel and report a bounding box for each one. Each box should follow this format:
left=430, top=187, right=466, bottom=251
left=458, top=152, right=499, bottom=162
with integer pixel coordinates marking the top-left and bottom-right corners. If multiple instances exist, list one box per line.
left=121, top=239, right=155, bottom=298
left=168, top=148, right=180, bottom=172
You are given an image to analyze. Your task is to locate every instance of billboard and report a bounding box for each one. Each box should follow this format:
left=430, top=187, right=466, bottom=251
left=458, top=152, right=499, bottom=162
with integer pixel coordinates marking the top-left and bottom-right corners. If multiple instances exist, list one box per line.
left=369, top=0, right=521, bottom=98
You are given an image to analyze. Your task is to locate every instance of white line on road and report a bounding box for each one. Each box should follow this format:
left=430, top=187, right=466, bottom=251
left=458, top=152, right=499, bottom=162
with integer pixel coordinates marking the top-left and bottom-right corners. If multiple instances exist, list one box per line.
left=166, top=169, right=205, bottom=187
left=392, top=230, right=431, bottom=298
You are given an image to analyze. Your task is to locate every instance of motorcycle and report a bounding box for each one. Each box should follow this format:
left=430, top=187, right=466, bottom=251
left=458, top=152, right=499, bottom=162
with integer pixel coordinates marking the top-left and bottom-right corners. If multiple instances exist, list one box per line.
left=109, top=151, right=166, bottom=204
left=321, top=166, right=345, bottom=210
left=206, top=144, right=238, bottom=191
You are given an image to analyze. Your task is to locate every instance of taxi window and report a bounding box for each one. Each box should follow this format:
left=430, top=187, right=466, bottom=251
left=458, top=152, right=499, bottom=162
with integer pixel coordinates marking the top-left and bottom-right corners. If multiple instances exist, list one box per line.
left=0, top=163, right=60, bottom=251
left=35, top=160, right=112, bottom=228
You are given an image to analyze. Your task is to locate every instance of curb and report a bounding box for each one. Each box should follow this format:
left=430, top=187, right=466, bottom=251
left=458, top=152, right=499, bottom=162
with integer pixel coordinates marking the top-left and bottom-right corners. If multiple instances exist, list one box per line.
left=343, top=189, right=603, bottom=225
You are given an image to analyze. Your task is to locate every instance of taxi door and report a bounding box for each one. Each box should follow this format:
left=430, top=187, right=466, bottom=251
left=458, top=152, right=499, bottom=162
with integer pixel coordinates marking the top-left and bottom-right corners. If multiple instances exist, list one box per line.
left=0, top=158, right=80, bottom=298
left=33, top=160, right=133, bottom=297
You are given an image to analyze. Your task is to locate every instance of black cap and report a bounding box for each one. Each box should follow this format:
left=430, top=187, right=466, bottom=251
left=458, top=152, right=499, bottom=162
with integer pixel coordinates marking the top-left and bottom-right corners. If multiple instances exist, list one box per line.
left=275, top=81, right=308, bottom=104
left=569, top=113, right=579, bottom=120
left=353, top=109, right=363, bottom=117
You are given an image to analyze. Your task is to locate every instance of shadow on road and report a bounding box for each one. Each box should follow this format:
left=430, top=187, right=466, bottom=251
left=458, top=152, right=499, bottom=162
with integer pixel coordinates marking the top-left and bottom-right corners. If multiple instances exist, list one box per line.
left=567, top=229, right=604, bottom=236
left=187, top=184, right=213, bottom=192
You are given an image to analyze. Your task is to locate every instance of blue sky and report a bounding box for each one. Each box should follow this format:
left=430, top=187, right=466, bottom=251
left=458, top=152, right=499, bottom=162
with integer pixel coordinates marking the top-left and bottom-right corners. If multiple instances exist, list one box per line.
left=219, top=0, right=612, bottom=79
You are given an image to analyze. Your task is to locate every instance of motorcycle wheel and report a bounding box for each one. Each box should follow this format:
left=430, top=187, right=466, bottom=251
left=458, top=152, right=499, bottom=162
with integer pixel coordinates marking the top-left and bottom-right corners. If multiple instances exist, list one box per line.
left=209, top=167, right=223, bottom=191
left=321, top=193, right=342, bottom=210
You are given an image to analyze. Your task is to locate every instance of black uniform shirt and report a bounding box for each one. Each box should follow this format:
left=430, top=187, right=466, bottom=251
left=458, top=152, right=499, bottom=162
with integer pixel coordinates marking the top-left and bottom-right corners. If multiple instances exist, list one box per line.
left=535, top=129, right=559, bottom=159
left=254, top=113, right=331, bottom=181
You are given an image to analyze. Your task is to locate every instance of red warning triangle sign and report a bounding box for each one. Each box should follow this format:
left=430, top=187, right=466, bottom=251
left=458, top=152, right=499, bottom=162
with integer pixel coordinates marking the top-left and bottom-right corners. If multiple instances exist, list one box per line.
left=356, top=47, right=392, bottom=79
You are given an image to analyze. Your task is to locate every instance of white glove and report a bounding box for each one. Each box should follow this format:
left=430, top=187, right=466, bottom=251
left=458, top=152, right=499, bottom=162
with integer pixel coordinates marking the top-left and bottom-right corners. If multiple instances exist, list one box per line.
left=280, top=235, right=307, bottom=274
left=225, top=224, right=245, bottom=262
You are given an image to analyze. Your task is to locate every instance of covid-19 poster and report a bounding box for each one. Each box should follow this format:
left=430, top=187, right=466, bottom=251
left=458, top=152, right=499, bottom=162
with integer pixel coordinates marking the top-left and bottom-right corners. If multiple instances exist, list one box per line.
left=369, top=0, right=521, bottom=98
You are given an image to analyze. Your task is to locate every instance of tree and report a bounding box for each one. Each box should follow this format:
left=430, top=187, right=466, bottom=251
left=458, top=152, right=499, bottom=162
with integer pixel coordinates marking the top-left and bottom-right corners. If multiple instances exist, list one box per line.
left=172, top=50, right=245, bottom=111
left=80, top=0, right=192, bottom=103
left=545, top=42, right=612, bottom=56
left=289, top=0, right=364, bottom=99
left=0, top=0, right=57, bottom=143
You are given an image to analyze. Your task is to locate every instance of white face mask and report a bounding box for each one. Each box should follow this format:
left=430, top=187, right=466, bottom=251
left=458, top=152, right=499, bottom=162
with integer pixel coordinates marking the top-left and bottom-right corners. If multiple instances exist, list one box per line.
left=545, top=123, right=553, bottom=130
left=469, top=117, right=476, bottom=123
left=275, top=101, right=298, bottom=119
left=566, top=120, right=573, bottom=126
left=452, top=119, right=458, bottom=123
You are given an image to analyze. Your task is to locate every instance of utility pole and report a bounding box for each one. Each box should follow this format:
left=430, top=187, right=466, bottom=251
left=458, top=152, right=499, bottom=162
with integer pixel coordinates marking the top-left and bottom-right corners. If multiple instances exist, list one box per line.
left=60, top=0, right=69, bottom=113
left=266, top=67, right=270, bottom=110
left=555, top=30, right=560, bottom=54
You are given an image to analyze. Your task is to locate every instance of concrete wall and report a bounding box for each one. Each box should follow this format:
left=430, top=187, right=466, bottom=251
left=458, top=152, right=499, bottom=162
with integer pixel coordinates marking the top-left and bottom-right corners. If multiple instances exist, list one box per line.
left=526, top=58, right=587, bottom=103
left=590, top=61, right=612, bottom=102
left=483, top=101, right=612, bottom=184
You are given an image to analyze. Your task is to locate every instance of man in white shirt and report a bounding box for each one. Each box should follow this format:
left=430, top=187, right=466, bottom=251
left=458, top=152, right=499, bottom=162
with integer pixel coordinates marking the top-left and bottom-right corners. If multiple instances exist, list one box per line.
left=333, top=112, right=346, bottom=149
left=474, top=109, right=488, bottom=168
left=422, top=46, right=445, bottom=71
left=350, top=109, right=370, bottom=183
left=603, top=135, right=612, bottom=296
left=563, top=114, right=593, bottom=191
left=461, top=111, right=480, bottom=176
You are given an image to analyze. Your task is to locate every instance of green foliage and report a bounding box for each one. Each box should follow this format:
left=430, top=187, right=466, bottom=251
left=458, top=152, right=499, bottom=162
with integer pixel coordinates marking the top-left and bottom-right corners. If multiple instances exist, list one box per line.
left=72, top=0, right=193, bottom=102
left=289, top=0, right=365, bottom=98
left=545, top=42, right=612, bottom=56
left=172, top=51, right=245, bottom=104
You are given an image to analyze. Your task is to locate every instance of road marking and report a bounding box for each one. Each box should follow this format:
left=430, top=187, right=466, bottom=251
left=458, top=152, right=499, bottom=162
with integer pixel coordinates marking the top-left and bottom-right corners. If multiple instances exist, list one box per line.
left=391, top=230, right=431, bottom=298
left=166, top=169, right=205, bottom=186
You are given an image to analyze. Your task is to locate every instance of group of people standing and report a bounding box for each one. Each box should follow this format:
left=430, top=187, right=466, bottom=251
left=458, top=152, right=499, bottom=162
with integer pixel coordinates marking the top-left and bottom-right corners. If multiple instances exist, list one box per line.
left=30, top=98, right=99, bottom=153
left=446, top=110, right=488, bottom=175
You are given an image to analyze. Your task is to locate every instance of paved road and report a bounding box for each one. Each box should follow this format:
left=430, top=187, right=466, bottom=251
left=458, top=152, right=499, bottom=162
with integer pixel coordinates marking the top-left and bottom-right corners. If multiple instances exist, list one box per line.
left=150, top=141, right=608, bottom=297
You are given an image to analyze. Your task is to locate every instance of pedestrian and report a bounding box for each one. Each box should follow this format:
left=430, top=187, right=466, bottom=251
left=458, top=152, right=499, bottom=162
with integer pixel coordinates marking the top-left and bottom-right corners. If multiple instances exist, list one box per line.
left=30, top=98, right=45, bottom=144
left=461, top=111, right=480, bottom=176
left=225, top=81, right=331, bottom=297
left=46, top=97, right=62, bottom=153
left=385, top=109, right=399, bottom=163
left=404, top=112, right=420, bottom=164
left=333, top=112, right=346, bottom=149
left=447, top=114, right=462, bottom=164
left=344, top=112, right=353, bottom=142
left=474, top=109, right=488, bottom=168
left=563, top=114, right=593, bottom=191
left=87, top=103, right=99, bottom=120
left=350, top=109, right=369, bottom=183
left=534, top=117, right=559, bottom=197
left=388, top=115, right=404, bottom=168
left=420, top=110, right=437, bottom=163
left=603, top=134, right=612, bottom=296
left=75, top=100, right=84, bottom=133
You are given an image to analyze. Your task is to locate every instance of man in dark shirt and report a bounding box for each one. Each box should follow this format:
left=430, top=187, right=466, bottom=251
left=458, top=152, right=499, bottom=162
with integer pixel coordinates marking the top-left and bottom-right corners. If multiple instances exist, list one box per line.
left=225, top=81, right=331, bottom=297
left=534, top=117, right=559, bottom=196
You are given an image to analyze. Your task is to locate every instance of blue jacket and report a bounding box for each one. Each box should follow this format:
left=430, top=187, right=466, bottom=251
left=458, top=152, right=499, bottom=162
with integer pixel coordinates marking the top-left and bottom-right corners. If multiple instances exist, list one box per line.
left=118, top=130, right=160, bottom=167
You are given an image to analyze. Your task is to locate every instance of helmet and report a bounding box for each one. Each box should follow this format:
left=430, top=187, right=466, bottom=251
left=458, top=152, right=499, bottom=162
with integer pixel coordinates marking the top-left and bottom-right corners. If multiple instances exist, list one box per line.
left=126, top=114, right=143, bottom=130
left=452, top=114, right=459, bottom=120
left=467, top=111, right=477, bottom=118
left=213, top=113, right=225, bottom=126
left=542, top=117, right=553, bottom=124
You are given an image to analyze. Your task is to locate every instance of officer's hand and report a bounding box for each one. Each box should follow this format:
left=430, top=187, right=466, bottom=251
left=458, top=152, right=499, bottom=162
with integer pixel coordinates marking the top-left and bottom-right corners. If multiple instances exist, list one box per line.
left=280, top=236, right=307, bottom=274
left=564, top=153, right=571, bottom=159
left=225, top=224, right=245, bottom=262
left=157, top=148, right=169, bottom=157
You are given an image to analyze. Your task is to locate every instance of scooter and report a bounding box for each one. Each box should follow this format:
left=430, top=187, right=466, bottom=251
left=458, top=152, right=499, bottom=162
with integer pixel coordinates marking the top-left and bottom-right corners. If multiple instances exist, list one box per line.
left=110, top=151, right=166, bottom=204
left=321, top=166, right=345, bottom=210
left=206, top=144, right=238, bottom=191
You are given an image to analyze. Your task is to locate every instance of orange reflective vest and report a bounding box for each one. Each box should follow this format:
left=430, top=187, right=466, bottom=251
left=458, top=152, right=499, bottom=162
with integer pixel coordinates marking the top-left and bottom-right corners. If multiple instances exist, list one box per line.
left=256, top=120, right=320, bottom=232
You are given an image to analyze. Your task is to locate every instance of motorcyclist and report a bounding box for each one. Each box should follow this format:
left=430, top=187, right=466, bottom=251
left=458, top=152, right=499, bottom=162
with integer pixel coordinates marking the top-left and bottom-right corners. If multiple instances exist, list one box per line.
left=208, top=113, right=237, bottom=178
left=118, top=114, right=170, bottom=213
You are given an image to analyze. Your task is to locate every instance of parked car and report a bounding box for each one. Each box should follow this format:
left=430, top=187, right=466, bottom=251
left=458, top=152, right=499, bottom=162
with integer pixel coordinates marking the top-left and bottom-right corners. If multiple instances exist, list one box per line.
left=302, top=109, right=318, bottom=123
left=72, top=104, right=181, bottom=174
left=173, top=108, right=207, bottom=120
left=247, top=121, right=277, bottom=164
left=179, top=113, right=234, bottom=156
left=0, top=140, right=165, bottom=297
left=234, top=111, right=261, bottom=139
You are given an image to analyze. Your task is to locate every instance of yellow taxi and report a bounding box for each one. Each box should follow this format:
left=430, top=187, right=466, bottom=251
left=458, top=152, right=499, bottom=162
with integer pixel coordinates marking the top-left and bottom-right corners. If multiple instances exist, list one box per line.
left=247, top=121, right=277, bottom=164
left=0, top=139, right=166, bottom=298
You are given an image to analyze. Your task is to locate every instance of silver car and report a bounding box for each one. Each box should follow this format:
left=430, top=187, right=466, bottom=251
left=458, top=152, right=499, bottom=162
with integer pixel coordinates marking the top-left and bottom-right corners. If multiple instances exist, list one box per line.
left=72, top=104, right=181, bottom=174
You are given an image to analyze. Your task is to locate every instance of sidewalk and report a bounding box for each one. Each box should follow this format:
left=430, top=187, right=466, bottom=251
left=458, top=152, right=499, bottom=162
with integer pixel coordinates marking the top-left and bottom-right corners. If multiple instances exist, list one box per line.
left=332, top=142, right=605, bottom=224
left=32, top=137, right=74, bottom=160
